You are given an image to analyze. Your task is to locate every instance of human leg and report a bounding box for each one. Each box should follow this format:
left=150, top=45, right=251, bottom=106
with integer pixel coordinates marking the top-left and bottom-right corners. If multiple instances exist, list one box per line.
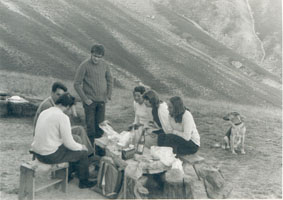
left=157, top=133, right=181, bottom=153
left=83, top=103, right=96, bottom=146
left=34, top=145, right=89, bottom=180
left=94, top=102, right=106, bottom=156
left=157, top=134, right=198, bottom=155
left=177, top=140, right=199, bottom=155
left=94, top=102, right=105, bottom=138
left=71, top=126, right=95, bottom=156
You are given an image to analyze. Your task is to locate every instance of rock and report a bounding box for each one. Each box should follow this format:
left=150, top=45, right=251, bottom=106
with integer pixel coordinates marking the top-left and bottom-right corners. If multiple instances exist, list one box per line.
left=0, top=100, right=8, bottom=116
left=198, top=164, right=233, bottom=199
left=231, top=61, right=243, bottom=68
left=6, top=96, right=41, bottom=117
left=0, top=93, right=9, bottom=116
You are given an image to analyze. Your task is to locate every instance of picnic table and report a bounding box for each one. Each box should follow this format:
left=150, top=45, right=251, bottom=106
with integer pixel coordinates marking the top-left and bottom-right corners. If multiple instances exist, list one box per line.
left=94, top=135, right=171, bottom=199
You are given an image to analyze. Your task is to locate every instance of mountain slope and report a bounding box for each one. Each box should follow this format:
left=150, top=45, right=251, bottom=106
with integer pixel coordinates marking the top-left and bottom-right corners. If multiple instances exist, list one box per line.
left=0, top=0, right=281, bottom=107
left=162, top=0, right=282, bottom=78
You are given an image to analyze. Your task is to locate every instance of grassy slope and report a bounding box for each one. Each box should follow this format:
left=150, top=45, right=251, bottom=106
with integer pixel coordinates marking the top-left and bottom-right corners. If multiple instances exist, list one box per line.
left=0, top=0, right=281, bottom=107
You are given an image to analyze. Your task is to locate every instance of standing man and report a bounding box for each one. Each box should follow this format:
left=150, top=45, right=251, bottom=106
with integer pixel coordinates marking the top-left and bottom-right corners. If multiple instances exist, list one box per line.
left=33, top=82, right=94, bottom=156
left=31, top=93, right=96, bottom=189
left=74, top=44, right=113, bottom=156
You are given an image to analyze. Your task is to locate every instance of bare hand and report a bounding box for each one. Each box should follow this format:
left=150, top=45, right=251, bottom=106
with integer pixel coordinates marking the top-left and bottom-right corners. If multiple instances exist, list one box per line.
left=85, top=99, right=92, bottom=105
left=81, top=145, right=88, bottom=151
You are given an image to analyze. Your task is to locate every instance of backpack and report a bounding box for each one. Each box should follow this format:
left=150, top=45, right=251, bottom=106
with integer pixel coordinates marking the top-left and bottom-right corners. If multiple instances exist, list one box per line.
left=93, top=156, right=124, bottom=199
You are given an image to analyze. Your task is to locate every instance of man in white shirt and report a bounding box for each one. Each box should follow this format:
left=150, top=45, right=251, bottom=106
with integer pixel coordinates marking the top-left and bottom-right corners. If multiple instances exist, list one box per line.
left=33, top=81, right=94, bottom=156
left=31, top=93, right=96, bottom=189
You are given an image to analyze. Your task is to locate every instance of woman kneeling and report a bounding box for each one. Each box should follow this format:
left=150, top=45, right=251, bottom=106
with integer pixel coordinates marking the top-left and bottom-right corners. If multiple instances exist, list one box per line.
left=158, top=96, right=200, bottom=155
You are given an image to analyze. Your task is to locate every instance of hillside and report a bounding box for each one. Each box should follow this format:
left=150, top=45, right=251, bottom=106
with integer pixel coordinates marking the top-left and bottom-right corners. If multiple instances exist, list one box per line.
left=0, top=0, right=281, bottom=107
left=164, top=0, right=282, bottom=77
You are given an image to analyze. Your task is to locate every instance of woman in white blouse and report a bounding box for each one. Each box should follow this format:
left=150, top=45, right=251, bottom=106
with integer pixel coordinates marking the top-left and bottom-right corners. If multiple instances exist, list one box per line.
left=132, top=86, right=153, bottom=126
left=162, top=96, right=200, bottom=155
left=143, top=92, right=200, bottom=155
left=130, top=86, right=157, bottom=147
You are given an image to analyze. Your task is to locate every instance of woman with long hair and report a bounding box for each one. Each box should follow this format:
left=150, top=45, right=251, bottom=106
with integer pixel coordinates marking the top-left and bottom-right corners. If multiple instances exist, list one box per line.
left=142, top=90, right=172, bottom=134
left=159, top=96, right=200, bottom=155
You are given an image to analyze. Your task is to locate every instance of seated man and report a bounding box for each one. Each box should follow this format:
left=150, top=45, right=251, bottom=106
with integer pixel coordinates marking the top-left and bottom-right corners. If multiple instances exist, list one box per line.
left=33, top=81, right=94, bottom=156
left=30, top=93, right=96, bottom=189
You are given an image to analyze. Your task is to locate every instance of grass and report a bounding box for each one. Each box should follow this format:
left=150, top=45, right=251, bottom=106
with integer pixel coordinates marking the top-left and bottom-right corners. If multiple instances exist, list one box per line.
left=0, top=70, right=77, bottom=99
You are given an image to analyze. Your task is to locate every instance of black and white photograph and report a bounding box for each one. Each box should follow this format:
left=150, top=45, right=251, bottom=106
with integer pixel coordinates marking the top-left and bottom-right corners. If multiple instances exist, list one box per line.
left=0, top=0, right=282, bottom=199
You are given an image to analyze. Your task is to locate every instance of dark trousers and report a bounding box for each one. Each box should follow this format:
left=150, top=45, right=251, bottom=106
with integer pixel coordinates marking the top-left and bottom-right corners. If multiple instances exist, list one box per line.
left=83, top=101, right=105, bottom=156
left=33, top=145, right=89, bottom=181
left=157, top=133, right=199, bottom=155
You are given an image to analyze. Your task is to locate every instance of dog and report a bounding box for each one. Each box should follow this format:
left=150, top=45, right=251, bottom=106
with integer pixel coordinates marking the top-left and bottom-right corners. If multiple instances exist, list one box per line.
left=222, top=112, right=246, bottom=154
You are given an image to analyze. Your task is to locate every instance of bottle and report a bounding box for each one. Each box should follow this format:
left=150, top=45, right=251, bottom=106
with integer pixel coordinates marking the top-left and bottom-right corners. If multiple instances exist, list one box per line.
left=136, top=129, right=145, bottom=155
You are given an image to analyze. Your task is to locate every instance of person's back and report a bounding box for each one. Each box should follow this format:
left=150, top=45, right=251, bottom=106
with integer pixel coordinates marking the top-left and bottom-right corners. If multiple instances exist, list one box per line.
left=31, top=93, right=96, bottom=189
left=33, top=97, right=54, bottom=129
left=32, top=107, right=72, bottom=155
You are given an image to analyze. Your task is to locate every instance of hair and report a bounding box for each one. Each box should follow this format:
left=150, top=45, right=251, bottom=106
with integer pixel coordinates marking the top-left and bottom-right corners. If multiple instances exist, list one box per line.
left=51, top=82, right=67, bottom=93
left=133, top=86, right=146, bottom=95
left=55, top=92, right=75, bottom=107
left=91, top=44, right=105, bottom=56
left=143, top=90, right=160, bottom=108
left=170, top=96, right=186, bottom=123
left=143, top=90, right=162, bottom=127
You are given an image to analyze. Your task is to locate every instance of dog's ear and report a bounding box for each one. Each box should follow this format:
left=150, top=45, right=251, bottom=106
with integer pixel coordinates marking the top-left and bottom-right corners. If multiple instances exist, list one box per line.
left=232, top=111, right=240, bottom=116
left=239, top=115, right=246, bottom=121
left=223, top=112, right=238, bottom=121
left=223, top=114, right=230, bottom=121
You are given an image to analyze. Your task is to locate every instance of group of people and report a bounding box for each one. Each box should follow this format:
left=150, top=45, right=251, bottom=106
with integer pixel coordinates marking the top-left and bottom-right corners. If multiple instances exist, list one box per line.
left=30, top=44, right=200, bottom=190
left=132, top=86, right=200, bottom=155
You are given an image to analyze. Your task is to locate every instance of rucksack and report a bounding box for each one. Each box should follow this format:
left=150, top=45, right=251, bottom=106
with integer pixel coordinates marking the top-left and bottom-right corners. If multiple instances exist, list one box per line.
left=93, top=156, right=124, bottom=199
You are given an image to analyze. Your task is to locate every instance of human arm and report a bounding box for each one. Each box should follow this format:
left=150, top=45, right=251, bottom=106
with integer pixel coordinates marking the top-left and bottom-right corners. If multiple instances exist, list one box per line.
left=105, top=66, right=113, bottom=100
left=105, top=65, right=113, bottom=100
left=33, top=102, right=52, bottom=134
left=133, top=101, right=140, bottom=124
left=71, top=105, right=78, bottom=117
left=175, top=111, right=194, bottom=141
left=59, top=115, right=83, bottom=151
left=158, top=102, right=173, bottom=134
left=74, top=63, right=92, bottom=105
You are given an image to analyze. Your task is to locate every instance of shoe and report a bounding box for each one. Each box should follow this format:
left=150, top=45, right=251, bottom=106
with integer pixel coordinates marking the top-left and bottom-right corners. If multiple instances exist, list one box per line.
left=79, top=180, right=97, bottom=189
left=89, top=169, right=98, bottom=180
left=68, top=175, right=74, bottom=183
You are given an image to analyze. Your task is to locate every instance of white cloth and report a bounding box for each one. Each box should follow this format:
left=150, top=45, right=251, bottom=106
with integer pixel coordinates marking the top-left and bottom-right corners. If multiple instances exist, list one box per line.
left=133, top=101, right=153, bottom=126
left=157, top=102, right=172, bottom=134
left=31, top=107, right=83, bottom=155
left=169, top=110, right=200, bottom=146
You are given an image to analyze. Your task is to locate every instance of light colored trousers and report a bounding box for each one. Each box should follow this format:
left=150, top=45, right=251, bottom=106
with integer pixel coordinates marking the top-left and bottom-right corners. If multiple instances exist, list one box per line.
left=72, top=126, right=94, bottom=156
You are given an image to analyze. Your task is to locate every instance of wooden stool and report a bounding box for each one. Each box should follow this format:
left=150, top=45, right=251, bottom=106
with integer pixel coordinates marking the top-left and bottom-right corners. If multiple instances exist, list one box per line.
left=179, top=154, right=205, bottom=180
left=18, top=160, right=69, bottom=200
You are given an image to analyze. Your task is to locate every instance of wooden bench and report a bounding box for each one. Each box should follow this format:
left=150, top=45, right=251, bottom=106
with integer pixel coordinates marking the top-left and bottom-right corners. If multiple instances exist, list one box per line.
left=18, top=160, right=69, bottom=200
left=179, top=154, right=205, bottom=180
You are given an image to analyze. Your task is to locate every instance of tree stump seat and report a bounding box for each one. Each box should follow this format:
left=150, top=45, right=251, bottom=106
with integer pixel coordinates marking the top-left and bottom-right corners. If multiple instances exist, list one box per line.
left=18, top=160, right=69, bottom=200
left=163, top=169, right=193, bottom=199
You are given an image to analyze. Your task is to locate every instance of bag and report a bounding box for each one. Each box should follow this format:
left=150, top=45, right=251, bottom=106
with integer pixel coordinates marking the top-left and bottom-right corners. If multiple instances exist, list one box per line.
left=93, top=156, right=124, bottom=199
left=150, top=146, right=176, bottom=166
